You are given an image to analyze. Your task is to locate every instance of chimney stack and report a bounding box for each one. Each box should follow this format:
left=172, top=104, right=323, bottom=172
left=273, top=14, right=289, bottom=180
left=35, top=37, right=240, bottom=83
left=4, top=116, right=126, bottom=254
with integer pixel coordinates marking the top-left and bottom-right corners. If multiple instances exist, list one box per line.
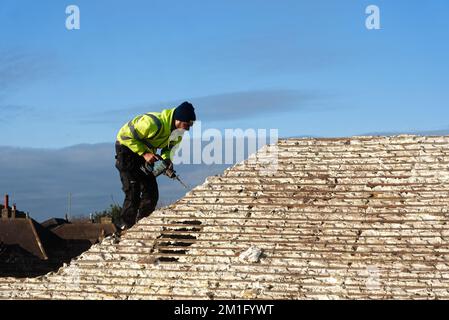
left=12, top=203, right=17, bottom=219
left=1, top=194, right=11, bottom=219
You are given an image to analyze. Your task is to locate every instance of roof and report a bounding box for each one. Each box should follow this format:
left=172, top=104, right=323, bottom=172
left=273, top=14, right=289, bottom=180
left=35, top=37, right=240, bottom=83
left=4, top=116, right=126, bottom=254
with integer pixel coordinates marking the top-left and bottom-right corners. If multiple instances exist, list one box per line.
left=0, top=219, right=48, bottom=260
left=0, top=218, right=65, bottom=277
left=0, top=205, right=27, bottom=219
left=0, top=219, right=114, bottom=278
left=51, top=223, right=117, bottom=243
left=1, top=135, right=449, bottom=299
left=41, top=218, right=69, bottom=230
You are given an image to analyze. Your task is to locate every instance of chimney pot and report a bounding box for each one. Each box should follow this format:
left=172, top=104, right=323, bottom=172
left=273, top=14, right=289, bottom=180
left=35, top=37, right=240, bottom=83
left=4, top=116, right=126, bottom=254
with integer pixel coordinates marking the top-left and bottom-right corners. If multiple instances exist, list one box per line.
left=2, top=194, right=11, bottom=219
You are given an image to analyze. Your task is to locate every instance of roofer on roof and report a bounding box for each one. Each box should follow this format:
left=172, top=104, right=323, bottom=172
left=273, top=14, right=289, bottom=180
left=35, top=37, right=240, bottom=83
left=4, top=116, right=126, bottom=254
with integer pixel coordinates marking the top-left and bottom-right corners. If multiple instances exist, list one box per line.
left=115, top=101, right=196, bottom=229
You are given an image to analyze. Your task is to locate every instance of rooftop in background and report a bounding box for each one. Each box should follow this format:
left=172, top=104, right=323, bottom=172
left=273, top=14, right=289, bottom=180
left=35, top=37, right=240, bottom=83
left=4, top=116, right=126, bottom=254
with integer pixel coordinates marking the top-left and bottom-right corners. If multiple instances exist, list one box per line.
left=0, top=198, right=116, bottom=278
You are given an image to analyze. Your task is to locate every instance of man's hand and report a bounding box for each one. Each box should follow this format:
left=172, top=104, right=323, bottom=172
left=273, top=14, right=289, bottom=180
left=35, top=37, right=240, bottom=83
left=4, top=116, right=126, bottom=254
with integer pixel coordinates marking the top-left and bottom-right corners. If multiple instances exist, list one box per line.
left=164, top=159, right=173, bottom=169
left=143, top=153, right=160, bottom=164
left=163, top=159, right=176, bottom=178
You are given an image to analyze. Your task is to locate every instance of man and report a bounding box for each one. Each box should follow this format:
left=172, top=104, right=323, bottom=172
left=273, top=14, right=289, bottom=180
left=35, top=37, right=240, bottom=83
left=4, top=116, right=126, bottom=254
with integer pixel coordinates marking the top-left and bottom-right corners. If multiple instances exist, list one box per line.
left=115, top=101, right=196, bottom=229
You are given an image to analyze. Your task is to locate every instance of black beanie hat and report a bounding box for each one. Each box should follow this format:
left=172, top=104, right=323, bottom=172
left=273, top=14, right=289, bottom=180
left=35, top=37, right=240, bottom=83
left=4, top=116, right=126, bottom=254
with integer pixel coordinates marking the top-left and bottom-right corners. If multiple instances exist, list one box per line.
left=173, top=101, right=196, bottom=122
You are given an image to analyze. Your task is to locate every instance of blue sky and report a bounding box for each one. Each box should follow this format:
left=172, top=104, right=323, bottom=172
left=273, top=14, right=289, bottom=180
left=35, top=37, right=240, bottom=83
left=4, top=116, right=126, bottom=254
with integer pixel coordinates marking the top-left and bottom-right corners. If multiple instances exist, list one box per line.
left=1, top=0, right=449, bottom=148
left=1, top=0, right=449, bottom=220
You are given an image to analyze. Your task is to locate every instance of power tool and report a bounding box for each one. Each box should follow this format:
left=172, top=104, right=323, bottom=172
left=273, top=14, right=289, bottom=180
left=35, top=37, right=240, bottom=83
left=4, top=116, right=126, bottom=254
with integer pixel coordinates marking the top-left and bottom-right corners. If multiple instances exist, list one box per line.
left=140, top=156, right=188, bottom=189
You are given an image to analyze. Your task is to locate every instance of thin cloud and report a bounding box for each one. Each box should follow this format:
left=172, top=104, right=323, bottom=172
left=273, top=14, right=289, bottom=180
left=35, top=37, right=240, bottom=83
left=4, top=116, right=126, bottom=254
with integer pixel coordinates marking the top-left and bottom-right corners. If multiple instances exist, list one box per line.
left=360, top=128, right=449, bottom=136
left=82, top=89, right=327, bottom=125
left=0, top=104, right=34, bottom=120
left=0, top=143, right=229, bottom=222
left=0, top=49, right=58, bottom=120
left=0, top=50, right=43, bottom=93
left=190, top=89, right=320, bottom=121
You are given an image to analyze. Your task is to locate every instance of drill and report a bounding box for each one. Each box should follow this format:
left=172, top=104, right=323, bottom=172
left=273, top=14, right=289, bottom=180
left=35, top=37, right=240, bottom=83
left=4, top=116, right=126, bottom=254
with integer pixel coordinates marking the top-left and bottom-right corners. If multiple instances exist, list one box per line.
left=140, top=157, right=188, bottom=189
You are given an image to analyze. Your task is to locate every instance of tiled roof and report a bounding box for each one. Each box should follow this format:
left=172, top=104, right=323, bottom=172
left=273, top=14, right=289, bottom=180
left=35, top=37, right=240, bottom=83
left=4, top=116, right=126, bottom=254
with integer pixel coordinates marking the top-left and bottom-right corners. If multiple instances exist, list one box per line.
left=51, top=223, right=117, bottom=244
left=0, top=219, right=115, bottom=278
left=1, top=135, right=449, bottom=299
left=0, top=219, right=67, bottom=277
left=0, top=219, right=48, bottom=260
left=41, top=218, right=69, bottom=229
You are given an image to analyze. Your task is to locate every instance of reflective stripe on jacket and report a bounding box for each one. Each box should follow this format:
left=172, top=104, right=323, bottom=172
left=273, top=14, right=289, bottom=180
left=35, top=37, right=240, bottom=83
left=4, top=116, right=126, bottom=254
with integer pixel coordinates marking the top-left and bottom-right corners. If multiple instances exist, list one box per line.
left=116, top=108, right=182, bottom=160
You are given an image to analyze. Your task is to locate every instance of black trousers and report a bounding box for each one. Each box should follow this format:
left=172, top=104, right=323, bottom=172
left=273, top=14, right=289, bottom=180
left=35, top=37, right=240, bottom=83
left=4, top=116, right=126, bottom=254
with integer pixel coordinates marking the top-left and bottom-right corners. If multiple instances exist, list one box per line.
left=115, top=142, right=159, bottom=228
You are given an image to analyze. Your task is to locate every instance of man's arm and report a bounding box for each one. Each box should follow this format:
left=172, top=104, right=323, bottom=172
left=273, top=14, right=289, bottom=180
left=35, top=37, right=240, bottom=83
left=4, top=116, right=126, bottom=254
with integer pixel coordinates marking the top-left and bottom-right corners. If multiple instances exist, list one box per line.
left=118, top=115, right=160, bottom=156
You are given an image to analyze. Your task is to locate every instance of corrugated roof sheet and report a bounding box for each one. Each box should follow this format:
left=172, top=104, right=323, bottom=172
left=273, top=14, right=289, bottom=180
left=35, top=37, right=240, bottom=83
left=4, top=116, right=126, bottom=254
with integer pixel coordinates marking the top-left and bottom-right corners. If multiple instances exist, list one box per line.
left=1, top=135, right=449, bottom=299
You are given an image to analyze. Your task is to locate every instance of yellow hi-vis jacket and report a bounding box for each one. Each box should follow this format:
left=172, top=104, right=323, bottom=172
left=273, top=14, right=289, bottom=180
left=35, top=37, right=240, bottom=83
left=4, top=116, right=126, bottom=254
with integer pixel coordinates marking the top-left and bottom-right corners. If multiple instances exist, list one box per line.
left=116, top=108, right=182, bottom=160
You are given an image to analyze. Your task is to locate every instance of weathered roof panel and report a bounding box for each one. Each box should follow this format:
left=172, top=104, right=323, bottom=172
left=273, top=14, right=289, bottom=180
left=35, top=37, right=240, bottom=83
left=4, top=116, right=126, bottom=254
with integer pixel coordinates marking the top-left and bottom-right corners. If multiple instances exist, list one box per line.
left=1, top=135, right=449, bottom=299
